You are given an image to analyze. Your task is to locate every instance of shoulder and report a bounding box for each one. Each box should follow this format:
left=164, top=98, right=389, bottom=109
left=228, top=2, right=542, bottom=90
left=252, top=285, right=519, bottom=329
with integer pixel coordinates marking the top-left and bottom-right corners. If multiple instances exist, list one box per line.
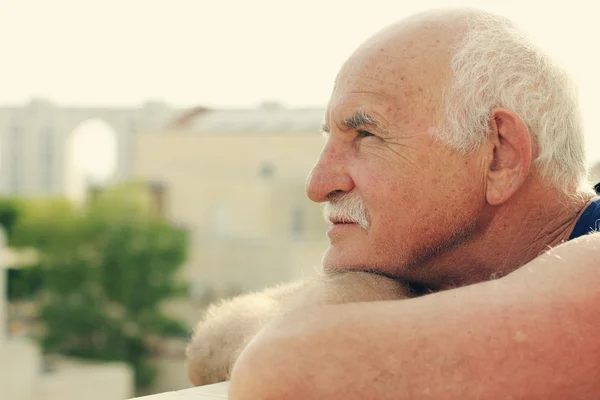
left=551, top=230, right=599, bottom=261
left=505, top=231, right=600, bottom=298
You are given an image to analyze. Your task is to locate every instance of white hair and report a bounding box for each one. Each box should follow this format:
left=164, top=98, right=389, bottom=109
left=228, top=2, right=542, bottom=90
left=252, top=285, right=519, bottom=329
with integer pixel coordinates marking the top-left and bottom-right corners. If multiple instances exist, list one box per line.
left=322, top=192, right=370, bottom=230
left=436, top=11, right=589, bottom=193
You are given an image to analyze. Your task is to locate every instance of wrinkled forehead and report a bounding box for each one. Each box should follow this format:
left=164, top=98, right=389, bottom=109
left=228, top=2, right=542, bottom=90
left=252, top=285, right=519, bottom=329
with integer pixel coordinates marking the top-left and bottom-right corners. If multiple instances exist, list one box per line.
left=325, top=18, right=459, bottom=132
left=327, top=58, right=431, bottom=128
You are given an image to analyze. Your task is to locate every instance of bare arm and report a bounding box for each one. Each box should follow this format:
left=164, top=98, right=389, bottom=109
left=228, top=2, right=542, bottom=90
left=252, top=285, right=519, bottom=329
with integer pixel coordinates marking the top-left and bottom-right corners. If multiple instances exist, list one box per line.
left=187, top=271, right=411, bottom=386
left=229, top=233, right=600, bottom=400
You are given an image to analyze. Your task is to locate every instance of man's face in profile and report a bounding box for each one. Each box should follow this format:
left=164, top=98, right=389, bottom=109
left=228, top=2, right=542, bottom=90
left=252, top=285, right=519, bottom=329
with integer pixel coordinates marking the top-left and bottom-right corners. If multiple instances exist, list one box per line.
left=306, top=32, right=488, bottom=280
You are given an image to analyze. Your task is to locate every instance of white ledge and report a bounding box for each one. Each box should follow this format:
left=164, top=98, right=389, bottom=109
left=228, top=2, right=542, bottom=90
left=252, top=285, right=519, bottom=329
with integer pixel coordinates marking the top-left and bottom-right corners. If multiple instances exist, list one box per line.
left=132, top=382, right=229, bottom=399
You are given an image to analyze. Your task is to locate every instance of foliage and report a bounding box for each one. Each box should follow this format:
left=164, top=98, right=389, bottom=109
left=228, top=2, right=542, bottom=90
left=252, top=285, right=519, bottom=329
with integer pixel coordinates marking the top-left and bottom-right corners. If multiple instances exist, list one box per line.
left=1, top=197, right=70, bottom=300
left=8, top=183, right=190, bottom=389
left=0, top=197, right=21, bottom=238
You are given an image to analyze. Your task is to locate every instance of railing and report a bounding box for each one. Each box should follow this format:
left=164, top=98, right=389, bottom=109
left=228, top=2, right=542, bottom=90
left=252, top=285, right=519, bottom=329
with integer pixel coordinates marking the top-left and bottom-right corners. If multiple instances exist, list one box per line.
left=132, top=382, right=229, bottom=399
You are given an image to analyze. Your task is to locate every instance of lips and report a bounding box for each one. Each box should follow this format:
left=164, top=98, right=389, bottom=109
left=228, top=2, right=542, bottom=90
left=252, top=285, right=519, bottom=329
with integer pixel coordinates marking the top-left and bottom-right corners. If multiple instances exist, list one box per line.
left=329, top=218, right=357, bottom=225
left=327, top=220, right=359, bottom=236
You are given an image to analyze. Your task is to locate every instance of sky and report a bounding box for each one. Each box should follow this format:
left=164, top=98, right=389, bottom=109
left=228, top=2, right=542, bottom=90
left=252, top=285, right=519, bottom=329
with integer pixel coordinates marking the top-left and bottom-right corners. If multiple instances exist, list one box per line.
left=0, top=0, right=599, bottom=164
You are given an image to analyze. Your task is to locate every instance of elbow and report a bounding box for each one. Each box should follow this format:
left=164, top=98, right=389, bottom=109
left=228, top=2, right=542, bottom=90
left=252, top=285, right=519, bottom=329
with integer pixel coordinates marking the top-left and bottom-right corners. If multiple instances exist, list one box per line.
left=229, top=304, right=340, bottom=399
left=228, top=342, right=274, bottom=400
left=228, top=322, right=313, bottom=400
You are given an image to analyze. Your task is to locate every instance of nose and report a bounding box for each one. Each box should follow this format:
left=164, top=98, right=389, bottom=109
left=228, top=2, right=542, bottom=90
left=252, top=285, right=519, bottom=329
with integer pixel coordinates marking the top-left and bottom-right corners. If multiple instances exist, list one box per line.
left=306, top=140, right=355, bottom=203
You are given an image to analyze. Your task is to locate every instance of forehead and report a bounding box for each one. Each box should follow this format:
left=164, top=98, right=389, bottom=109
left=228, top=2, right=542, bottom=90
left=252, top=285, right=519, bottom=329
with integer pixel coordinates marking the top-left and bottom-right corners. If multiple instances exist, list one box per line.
left=325, top=58, right=436, bottom=133
left=325, top=22, right=454, bottom=132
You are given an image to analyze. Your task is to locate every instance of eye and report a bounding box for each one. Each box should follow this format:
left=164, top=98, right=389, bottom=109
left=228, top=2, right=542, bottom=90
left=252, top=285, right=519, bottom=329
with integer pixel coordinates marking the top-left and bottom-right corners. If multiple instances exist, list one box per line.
left=356, top=129, right=375, bottom=139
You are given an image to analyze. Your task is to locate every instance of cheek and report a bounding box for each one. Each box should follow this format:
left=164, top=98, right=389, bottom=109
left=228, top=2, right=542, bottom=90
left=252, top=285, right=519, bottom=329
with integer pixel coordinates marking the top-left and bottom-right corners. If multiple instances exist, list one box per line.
left=363, top=178, right=429, bottom=238
left=352, top=155, right=435, bottom=215
left=354, top=148, right=427, bottom=189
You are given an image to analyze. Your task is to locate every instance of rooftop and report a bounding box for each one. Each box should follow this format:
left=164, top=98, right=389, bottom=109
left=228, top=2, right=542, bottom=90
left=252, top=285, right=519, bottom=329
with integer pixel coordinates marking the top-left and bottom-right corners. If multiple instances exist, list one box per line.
left=168, top=106, right=325, bottom=134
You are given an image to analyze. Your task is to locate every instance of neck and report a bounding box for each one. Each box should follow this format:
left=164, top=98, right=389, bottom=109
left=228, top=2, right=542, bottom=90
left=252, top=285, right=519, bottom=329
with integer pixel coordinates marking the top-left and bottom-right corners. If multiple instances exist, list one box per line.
left=412, top=184, right=595, bottom=291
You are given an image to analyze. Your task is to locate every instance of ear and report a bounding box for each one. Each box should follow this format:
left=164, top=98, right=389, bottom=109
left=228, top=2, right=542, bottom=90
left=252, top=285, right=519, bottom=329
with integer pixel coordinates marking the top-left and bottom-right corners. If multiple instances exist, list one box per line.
left=484, top=108, right=533, bottom=206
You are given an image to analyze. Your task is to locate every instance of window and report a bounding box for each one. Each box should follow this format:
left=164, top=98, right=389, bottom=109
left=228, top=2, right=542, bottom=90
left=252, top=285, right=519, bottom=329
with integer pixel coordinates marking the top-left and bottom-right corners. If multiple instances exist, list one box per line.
left=291, top=205, right=305, bottom=239
left=39, top=127, right=54, bottom=192
left=148, top=182, right=166, bottom=217
left=258, top=162, right=275, bottom=179
left=9, top=126, right=22, bottom=194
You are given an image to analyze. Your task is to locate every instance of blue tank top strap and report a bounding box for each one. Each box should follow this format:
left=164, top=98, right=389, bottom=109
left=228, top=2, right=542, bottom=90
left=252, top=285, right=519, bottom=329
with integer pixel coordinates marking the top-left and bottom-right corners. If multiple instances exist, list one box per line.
left=569, top=198, right=600, bottom=240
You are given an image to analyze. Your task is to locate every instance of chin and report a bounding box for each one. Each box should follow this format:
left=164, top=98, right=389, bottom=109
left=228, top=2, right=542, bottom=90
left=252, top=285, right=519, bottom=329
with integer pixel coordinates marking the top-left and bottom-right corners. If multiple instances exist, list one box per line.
left=322, top=261, right=367, bottom=275
left=322, top=244, right=413, bottom=278
left=321, top=246, right=385, bottom=275
left=321, top=246, right=364, bottom=274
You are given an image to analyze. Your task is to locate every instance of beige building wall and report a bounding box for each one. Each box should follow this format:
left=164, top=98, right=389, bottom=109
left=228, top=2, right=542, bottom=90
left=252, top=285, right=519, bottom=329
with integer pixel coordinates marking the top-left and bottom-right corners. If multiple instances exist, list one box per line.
left=0, top=338, right=133, bottom=400
left=135, top=128, right=330, bottom=303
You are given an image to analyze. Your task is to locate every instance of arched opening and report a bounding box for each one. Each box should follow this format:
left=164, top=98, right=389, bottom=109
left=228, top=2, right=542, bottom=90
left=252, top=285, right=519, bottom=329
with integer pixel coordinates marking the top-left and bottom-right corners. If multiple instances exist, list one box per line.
left=65, top=119, right=117, bottom=203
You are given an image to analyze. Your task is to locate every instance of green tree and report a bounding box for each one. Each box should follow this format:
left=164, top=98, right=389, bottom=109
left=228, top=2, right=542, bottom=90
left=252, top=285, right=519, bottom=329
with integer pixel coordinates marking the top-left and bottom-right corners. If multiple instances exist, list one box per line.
left=10, top=183, right=189, bottom=389
left=0, top=198, right=20, bottom=237
left=0, top=197, right=48, bottom=300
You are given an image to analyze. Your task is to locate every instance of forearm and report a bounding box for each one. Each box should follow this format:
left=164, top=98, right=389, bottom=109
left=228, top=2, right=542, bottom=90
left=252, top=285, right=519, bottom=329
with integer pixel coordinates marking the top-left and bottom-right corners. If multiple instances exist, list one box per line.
left=188, top=271, right=410, bottom=385
left=230, top=233, right=600, bottom=400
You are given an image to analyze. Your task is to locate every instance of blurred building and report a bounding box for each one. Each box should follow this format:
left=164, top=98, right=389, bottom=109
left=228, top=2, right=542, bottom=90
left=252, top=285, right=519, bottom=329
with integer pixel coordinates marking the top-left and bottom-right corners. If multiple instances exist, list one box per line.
left=134, top=105, right=329, bottom=307
left=0, top=99, right=180, bottom=197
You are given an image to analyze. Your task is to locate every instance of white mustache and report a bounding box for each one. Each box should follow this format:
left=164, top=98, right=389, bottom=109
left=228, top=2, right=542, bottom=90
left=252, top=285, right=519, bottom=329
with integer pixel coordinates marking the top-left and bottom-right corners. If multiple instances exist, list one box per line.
left=322, top=194, right=370, bottom=230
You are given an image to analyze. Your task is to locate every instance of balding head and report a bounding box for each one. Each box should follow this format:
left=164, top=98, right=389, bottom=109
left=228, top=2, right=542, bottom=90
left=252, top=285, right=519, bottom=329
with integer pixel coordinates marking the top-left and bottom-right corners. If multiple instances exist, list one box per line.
left=333, top=8, right=588, bottom=193
left=333, top=9, right=472, bottom=123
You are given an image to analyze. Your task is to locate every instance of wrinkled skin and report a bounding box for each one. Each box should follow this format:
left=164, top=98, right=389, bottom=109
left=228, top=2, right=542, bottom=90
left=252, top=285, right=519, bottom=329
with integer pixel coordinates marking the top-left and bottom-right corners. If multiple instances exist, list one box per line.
left=186, top=271, right=413, bottom=386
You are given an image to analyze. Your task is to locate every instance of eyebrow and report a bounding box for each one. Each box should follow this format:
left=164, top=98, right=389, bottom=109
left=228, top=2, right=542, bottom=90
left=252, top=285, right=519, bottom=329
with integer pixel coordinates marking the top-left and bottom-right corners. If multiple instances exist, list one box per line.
left=321, top=110, right=388, bottom=135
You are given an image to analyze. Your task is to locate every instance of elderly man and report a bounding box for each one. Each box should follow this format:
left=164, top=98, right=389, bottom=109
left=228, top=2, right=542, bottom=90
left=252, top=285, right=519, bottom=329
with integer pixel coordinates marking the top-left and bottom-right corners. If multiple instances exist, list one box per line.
left=220, top=8, right=600, bottom=399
